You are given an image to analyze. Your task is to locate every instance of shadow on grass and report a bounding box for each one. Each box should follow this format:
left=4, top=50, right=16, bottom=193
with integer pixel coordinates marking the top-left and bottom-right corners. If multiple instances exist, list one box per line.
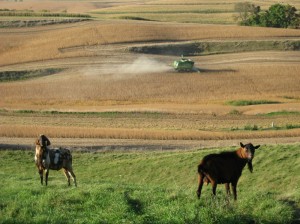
left=190, top=196, right=256, bottom=224
left=124, top=191, right=144, bottom=215
left=281, top=199, right=300, bottom=224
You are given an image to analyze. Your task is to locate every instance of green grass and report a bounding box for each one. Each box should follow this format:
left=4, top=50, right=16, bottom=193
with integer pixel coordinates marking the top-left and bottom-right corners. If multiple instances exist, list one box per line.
left=129, top=40, right=300, bottom=56
left=0, top=18, right=90, bottom=28
left=0, top=144, right=299, bottom=223
left=93, top=9, right=233, bottom=15
left=226, top=100, right=280, bottom=106
left=229, top=123, right=300, bottom=131
left=116, top=16, right=155, bottom=21
left=243, top=124, right=259, bottom=131
left=263, top=111, right=300, bottom=116
left=0, top=9, right=91, bottom=18
left=0, top=69, right=63, bottom=82
left=0, top=109, right=167, bottom=118
left=286, top=124, right=300, bottom=129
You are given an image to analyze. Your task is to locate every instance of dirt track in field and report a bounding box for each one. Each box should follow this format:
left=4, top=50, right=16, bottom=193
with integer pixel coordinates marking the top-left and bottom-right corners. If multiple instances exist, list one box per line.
left=1, top=136, right=300, bottom=151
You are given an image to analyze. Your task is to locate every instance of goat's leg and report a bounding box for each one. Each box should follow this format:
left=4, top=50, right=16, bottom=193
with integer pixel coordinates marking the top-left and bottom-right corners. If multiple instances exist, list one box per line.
left=45, top=169, right=49, bottom=186
left=225, top=183, right=231, bottom=196
left=39, top=169, right=43, bottom=185
left=68, top=170, right=77, bottom=187
left=63, top=169, right=71, bottom=186
left=196, top=174, right=204, bottom=199
left=211, top=181, right=217, bottom=197
left=231, top=181, right=238, bottom=200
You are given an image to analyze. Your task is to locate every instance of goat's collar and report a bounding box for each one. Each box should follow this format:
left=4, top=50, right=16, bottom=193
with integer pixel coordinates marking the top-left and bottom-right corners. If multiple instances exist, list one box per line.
left=236, top=148, right=249, bottom=160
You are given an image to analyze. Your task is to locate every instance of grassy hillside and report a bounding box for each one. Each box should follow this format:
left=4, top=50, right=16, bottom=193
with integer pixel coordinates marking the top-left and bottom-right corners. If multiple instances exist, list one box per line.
left=0, top=143, right=299, bottom=223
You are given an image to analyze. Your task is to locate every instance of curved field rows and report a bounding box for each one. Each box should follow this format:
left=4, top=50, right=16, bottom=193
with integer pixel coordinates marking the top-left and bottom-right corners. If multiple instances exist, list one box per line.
left=1, top=20, right=300, bottom=66
left=0, top=20, right=300, bottom=140
left=1, top=50, right=299, bottom=111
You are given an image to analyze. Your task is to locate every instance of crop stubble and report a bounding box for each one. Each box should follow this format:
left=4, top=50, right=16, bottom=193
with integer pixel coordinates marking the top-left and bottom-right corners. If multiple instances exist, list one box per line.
left=0, top=19, right=300, bottom=140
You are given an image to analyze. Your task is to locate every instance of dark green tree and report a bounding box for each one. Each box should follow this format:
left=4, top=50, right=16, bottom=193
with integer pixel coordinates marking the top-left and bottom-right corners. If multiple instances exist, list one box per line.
left=234, top=2, right=260, bottom=25
left=236, top=3, right=299, bottom=28
left=266, top=4, right=298, bottom=28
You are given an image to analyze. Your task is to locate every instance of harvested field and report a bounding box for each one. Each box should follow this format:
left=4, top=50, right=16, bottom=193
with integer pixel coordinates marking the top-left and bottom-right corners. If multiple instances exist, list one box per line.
left=1, top=20, right=300, bottom=66
left=1, top=51, right=299, bottom=108
left=0, top=2, right=300, bottom=141
left=1, top=0, right=300, bottom=24
left=0, top=0, right=105, bottom=14
left=91, top=0, right=300, bottom=23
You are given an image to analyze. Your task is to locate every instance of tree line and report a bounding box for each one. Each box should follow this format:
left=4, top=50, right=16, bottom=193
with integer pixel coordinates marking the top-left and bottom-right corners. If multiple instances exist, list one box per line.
left=235, top=2, right=299, bottom=28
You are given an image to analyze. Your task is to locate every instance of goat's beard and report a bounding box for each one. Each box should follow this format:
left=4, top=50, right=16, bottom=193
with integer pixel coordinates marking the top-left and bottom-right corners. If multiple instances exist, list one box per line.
left=247, top=160, right=253, bottom=173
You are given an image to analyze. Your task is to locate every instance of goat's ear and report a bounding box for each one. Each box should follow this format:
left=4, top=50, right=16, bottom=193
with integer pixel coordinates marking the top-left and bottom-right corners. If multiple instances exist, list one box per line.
left=240, top=142, right=245, bottom=148
left=254, top=145, right=260, bottom=150
left=39, top=136, right=44, bottom=146
left=45, top=136, right=51, bottom=146
left=35, top=139, right=40, bottom=146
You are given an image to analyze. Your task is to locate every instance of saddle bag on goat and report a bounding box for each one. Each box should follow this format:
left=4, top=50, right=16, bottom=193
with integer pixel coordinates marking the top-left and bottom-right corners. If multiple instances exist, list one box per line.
left=48, top=148, right=72, bottom=170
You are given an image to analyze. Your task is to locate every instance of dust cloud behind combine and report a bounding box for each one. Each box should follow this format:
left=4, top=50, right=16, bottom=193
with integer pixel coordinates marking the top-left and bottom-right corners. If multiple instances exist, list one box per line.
left=81, top=56, right=171, bottom=79
left=116, top=56, right=170, bottom=74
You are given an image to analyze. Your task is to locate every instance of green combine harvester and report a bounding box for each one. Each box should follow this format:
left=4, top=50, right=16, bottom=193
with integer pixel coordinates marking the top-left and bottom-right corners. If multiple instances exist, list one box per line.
left=173, top=56, right=195, bottom=72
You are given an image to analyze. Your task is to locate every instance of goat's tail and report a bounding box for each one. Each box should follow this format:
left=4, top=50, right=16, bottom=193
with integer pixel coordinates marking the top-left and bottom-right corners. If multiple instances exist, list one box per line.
left=198, top=163, right=210, bottom=185
left=198, top=163, right=205, bottom=174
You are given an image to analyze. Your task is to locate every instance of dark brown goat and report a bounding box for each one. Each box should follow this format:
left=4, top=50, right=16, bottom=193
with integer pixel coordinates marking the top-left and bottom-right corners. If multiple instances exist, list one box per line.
left=196, top=142, right=260, bottom=200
